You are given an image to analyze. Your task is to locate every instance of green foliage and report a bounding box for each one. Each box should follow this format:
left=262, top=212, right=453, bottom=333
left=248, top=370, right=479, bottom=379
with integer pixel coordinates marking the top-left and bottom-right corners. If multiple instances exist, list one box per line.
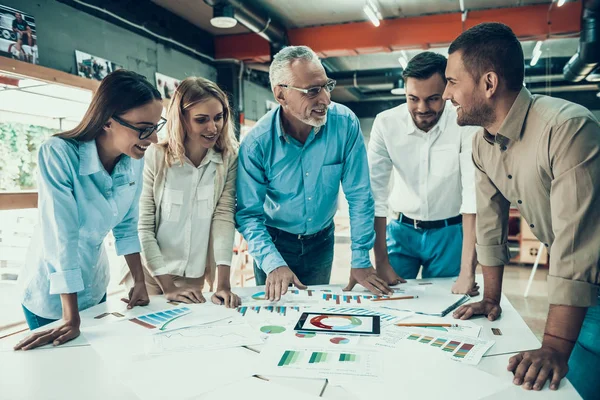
left=0, top=122, right=58, bottom=190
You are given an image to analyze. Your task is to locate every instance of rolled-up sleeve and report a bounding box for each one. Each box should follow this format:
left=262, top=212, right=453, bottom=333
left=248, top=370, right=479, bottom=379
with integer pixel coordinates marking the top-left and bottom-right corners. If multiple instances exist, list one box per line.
left=37, top=143, right=83, bottom=294
left=459, top=126, right=478, bottom=214
left=547, top=117, right=600, bottom=307
left=112, top=163, right=143, bottom=256
left=367, top=115, right=394, bottom=218
left=342, top=115, right=375, bottom=269
left=236, top=139, right=286, bottom=275
left=472, top=138, right=511, bottom=267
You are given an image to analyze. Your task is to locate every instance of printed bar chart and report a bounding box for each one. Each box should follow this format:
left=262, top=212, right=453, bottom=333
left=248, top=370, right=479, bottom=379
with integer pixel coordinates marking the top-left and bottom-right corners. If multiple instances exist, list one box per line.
left=278, top=350, right=302, bottom=366
left=309, top=352, right=328, bottom=364
left=419, top=336, right=434, bottom=344
left=431, top=338, right=447, bottom=347
left=129, top=306, right=191, bottom=330
left=339, top=353, right=357, bottom=362
left=453, top=343, right=475, bottom=358
left=442, top=340, right=460, bottom=352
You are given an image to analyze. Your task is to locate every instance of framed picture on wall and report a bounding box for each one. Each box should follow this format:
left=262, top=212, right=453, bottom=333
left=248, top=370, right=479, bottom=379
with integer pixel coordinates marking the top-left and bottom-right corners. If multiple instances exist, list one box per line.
left=75, top=50, right=123, bottom=81
left=0, top=4, right=38, bottom=64
left=155, top=72, right=181, bottom=100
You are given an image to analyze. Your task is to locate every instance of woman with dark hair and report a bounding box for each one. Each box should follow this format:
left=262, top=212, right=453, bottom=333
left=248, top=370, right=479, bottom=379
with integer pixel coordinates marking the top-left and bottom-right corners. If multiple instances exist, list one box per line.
left=15, top=70, right=165, bottom=350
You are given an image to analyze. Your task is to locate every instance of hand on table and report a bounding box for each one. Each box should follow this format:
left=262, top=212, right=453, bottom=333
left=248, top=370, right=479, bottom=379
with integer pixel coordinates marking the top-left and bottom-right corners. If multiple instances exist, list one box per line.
left=344, top=267, right=394, bottom=295
left=14, top=320, right=80, bottom=351
left=375, top=261, right=406, bottom=286
left=508, top=346, right=569, bottom=391
left=162, top=286, right=206, bottom=304
left=453, top=298, right=502, bottom=321
left=211, top=288, right=242, bottom=308
left=121, top=281, right=150, bottom=309
left=265, top=266, right=306, bottom=301
left=451, top=273, right=480, bottom=296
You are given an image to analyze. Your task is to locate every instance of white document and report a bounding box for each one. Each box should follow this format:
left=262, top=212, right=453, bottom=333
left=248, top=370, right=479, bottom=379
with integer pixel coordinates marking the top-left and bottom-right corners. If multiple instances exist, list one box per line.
left=393, top=314, right=482, bottom=338
left=256, top=344, right=382, bottom=382
left=0, top=329, right=90, bottom=352
left=241, top=288, right=340, bottom=306
left=145, top=319, right=263, bottom=355
left=319, top=306, right=413, bottom=327
left=373, top=326, right=494, bottom=365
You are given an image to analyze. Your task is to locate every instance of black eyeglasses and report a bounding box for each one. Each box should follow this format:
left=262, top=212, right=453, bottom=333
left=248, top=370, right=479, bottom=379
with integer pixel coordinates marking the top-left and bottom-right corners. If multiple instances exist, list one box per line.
left=112, top=116, right=167, bottom=140
left=279, top=79, right=336, bottom=98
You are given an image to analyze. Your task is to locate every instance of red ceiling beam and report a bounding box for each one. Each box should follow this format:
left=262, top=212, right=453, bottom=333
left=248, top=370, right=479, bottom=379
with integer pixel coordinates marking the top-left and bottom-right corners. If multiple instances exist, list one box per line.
left=215, top=1, right=582, bottom=62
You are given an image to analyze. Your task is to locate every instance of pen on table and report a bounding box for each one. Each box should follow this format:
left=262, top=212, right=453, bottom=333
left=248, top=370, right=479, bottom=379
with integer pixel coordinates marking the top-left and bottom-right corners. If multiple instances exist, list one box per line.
left=371, top=295, right=418, bottom=302
left=395, top=323, right=459, bottom=327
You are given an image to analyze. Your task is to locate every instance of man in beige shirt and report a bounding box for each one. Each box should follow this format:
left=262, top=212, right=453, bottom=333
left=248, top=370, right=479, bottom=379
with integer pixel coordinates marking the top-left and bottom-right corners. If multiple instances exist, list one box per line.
left=443, top=22, right=600, bottom=398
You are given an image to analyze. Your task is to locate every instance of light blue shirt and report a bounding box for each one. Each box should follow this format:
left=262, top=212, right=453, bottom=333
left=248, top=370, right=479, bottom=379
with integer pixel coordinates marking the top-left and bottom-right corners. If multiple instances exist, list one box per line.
left=236, top=102, right=375, bottom=275
left=21, top=137, right=143, bottom=319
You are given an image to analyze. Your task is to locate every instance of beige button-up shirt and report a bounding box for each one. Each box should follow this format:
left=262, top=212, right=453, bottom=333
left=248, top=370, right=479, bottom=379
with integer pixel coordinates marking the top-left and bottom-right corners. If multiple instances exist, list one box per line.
left=472, top=87, right=600, bottom=307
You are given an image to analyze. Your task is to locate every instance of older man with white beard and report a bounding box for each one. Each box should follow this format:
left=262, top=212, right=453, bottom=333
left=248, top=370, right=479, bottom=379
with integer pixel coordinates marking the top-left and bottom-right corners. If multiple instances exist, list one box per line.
left=236, top=45, right=392, bottom=301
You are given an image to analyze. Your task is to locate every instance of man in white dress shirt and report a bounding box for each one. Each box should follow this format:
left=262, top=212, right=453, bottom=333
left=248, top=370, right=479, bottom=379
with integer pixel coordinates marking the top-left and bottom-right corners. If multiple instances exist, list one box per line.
left=368, top=52, right=479, bottom=294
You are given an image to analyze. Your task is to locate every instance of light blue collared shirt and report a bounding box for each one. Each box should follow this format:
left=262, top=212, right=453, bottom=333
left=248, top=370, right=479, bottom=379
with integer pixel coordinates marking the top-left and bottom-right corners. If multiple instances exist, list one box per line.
left=21, top=137, right=143, bottom=319
left=236, top=102, right=375, bottom=275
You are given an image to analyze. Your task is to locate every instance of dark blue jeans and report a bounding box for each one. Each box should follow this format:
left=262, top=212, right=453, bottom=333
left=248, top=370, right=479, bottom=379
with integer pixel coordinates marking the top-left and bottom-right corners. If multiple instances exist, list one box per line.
left=254, top=223, right=335, bottom=286
left=567, top=299, right=600, bottom=399
left=22, top=293, right=107, bottom=330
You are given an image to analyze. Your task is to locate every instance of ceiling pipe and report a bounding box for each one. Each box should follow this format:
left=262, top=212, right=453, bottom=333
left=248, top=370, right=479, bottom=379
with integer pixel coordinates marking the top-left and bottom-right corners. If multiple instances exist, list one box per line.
left=330, top=70, right=404, bottom=88
left=563, top=0, right=600, bottom=82
left=203, top=0, right=286, bottom=45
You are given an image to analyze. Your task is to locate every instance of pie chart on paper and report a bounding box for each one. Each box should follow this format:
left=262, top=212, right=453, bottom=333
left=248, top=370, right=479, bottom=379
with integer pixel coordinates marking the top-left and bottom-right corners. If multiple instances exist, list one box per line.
left=252, top=291, right=267, bottom=300
left=295, top=332, right=316, bottom=338
left=330, top=337, right=350, bottom=344
left=260, top=325, right=286, bottom=334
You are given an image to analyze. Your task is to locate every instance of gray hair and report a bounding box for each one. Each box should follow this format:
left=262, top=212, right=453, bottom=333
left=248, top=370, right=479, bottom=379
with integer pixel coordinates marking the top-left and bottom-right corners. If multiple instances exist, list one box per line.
left=269, top=46, right=322, bottom=91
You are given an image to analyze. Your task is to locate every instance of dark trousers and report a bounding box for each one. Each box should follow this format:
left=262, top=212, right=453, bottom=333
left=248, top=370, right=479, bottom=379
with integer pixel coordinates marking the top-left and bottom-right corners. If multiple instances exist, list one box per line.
left=254, top=223, right=335, bottom=286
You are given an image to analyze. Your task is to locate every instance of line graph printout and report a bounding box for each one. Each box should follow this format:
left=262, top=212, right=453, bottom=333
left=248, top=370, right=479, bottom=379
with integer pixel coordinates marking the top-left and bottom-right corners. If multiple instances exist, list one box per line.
left=144, top=320, right=262, bottom=355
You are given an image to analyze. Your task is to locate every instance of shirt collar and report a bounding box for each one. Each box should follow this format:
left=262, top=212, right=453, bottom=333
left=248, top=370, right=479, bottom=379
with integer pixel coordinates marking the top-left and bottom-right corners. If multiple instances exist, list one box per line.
left=495, top=86, right=533, bottom=143
left=78, top=139, right=132, bottom=176
left=405, top=102, right=448, bottom=136
left=275, top=105, right=322, bottom=142
left=183, top=147, right=223, bottom=168
left=78, top=139, right=104, bottom=176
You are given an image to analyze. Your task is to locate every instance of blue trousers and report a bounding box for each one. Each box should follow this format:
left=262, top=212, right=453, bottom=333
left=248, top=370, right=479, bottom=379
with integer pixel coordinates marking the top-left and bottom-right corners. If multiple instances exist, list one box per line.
left=567, top=300, right=600, bottom=399
left=254, top=223, right=335, bottom=286
left=22, top=293, right=107, bottom=330
left=386, top=219, right=463, bottom=279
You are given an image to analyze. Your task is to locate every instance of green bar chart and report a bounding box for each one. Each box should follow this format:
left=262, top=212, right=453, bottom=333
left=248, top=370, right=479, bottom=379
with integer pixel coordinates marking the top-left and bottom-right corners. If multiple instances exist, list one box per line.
left=309, top=351, right=328, bottom=364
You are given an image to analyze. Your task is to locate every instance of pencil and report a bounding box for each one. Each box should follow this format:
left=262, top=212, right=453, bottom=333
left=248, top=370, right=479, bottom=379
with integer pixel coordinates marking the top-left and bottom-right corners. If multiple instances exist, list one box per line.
left=395, top=323, right=458, bottom=327
left=371, top=295, right=417, bottom=302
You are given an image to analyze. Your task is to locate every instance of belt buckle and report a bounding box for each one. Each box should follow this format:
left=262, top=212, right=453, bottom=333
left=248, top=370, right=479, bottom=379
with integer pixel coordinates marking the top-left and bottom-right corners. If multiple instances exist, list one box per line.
left=414, top=219, right=420, bottom=229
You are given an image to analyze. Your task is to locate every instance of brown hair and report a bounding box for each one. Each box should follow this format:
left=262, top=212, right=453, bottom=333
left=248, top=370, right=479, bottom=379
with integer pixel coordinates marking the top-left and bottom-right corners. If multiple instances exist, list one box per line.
left=159, top=77, right=237, bottom=166
left=55, top=70, right=162, bottom=141
left=448, top=22, right=524, bottom=92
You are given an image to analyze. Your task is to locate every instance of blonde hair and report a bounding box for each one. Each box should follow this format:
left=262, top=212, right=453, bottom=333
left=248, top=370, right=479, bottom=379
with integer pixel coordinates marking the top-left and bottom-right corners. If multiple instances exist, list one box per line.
left=159, top=77, right=237, bottom=166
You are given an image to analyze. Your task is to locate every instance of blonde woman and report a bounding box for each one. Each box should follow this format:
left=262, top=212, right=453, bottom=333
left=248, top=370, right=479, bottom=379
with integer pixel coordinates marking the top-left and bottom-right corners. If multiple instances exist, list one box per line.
left=123, top=77, right=240, bottom=307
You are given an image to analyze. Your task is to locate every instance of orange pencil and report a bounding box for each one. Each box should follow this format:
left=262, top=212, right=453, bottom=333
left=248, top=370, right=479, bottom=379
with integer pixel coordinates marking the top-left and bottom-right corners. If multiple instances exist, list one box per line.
left=371, top=295, right=418, bottom=302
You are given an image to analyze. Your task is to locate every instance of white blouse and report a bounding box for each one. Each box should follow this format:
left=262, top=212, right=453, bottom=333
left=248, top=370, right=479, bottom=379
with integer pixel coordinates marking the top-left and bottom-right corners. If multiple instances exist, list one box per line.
left=154, top=154, right=226, bottom=278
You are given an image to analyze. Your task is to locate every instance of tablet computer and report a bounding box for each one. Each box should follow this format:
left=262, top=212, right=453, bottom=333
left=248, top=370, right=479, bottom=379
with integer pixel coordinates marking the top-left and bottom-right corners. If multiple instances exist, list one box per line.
left=294, top=312, right=380, bottom=335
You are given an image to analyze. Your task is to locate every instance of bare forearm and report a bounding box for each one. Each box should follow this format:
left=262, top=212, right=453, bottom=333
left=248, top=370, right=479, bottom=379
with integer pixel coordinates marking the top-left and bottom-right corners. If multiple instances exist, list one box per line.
left=217, top=265, right=232, bottom=290
left=543, top=305, right=587, bottom=355
left=154, top=274, right=176, bottom=292
left=60, top=293, right=80, bottom=324
left=373, top=217, right=389, bottom=265
left=460, top=214, right=478, bottom=275
left=124, top=253, right=145, bottom=283
left=481, top=264, right=504, bottom=303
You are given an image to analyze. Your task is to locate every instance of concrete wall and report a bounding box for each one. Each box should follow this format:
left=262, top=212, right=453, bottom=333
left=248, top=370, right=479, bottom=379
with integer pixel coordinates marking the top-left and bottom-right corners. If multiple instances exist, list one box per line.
left=5, top=0, right=216, bottom=83
left=243, top=79, right=274, bottom=122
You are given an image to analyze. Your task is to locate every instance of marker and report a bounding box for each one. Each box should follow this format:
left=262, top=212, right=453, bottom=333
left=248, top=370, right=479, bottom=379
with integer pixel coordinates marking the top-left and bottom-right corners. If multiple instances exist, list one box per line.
left=371, top=295, right=418, bottom=302
left=395, top=323, right=458, bottom=327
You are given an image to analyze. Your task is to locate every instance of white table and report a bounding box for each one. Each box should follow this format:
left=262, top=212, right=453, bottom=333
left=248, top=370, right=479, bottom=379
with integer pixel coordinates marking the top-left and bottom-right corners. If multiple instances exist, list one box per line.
left=0, top=279, right=581, bottom=399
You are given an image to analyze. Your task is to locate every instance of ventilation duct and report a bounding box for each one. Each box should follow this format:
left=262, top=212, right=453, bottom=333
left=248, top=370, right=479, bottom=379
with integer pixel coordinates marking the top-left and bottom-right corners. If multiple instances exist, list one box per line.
left=563, top=0, right=600, bottom=82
